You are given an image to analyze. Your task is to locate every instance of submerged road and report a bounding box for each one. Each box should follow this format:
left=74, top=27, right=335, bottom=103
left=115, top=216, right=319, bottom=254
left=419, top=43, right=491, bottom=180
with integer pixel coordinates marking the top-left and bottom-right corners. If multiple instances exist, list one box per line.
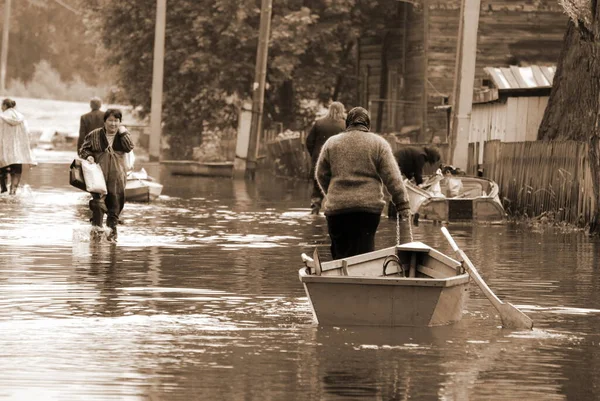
left=0, top=156, right=599, bottom=400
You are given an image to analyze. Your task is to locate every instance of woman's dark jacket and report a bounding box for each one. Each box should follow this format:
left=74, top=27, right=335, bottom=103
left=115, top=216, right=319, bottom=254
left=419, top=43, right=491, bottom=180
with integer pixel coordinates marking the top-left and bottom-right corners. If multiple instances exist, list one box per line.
left=79, top=127, right=134, bottom=196
left=393, top=146, right=440, bottom=185
left=306, top=117, right=346, bottom=167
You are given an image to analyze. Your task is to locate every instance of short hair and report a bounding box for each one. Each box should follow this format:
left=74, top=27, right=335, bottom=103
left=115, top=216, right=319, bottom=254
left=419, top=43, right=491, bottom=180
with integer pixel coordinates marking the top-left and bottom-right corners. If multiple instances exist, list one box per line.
left=424, top=146, right=441, bottom=164
left=2, top=98, right=16, bottom=109
left=90, top=97, right=102, bottom=110
left=325, top=101, right=345, bottom=121
left=103, top=108, right=122, bottom=122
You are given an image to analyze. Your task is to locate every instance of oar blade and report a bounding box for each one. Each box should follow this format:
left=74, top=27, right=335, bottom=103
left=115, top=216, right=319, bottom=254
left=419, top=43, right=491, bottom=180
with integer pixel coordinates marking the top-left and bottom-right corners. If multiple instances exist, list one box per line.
left=441, top=227, right=533, bottom=330
left=499, top=302, right=534, bottom=330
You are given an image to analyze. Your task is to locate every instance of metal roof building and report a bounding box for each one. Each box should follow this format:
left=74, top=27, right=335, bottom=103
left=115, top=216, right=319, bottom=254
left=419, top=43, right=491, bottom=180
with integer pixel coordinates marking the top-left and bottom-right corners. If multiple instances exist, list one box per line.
left=483, top=65, right=556, bottom=91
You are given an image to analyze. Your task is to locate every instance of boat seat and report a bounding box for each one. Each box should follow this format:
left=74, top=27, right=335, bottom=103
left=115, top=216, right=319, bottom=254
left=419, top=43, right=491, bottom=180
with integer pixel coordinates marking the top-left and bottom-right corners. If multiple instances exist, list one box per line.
left=461, top=182, right=484, bottom=197
left=416, top=264, right=446, bottom=279
left=439, top=180, right=484, bottom=197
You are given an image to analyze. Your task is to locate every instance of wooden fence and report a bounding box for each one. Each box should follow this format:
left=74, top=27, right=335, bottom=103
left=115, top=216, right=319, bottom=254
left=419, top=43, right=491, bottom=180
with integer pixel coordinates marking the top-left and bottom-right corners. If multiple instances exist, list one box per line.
left=221, top=129, right=237, bottom=161
left=482, top=140, right=594, bottom=224
left=265, top=131, right=312, bottom=179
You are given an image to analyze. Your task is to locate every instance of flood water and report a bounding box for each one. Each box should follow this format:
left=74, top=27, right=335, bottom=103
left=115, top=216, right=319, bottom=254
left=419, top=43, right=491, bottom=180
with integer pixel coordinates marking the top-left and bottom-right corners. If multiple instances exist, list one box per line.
left=1, top=157, right=600, bottom=400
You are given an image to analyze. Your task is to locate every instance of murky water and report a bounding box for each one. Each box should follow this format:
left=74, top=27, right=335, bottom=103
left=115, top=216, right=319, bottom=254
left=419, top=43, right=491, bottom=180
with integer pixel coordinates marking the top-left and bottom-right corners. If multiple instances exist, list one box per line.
left=1, top=159, right=600, bottom=400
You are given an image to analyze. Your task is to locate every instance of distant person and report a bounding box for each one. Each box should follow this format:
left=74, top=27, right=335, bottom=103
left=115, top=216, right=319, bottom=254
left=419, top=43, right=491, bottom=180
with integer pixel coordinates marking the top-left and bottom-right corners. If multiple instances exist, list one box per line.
left=79, top=108, right=134, bottom=242
left=393, top=145, right=441, bottom=186
left=0, top=98, right=36, bottom=195
left=305, top=101, right=346, bottom=215
left=442, top=165, right=464, bottom=197
left=315, top=107, right=411, bottom=259
left=78, top=97, right=104, bottom=151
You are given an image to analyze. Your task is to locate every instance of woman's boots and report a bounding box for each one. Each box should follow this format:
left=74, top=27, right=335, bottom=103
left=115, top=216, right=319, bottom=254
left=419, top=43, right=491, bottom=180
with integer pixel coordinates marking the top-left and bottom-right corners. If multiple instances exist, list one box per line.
left=0, top=171, right=20, bottom=195
left=0, top=173, right=7, bottom=193
left=0, top=167, right=8, bottom=193
left=9, top=173, right=21, bottom=195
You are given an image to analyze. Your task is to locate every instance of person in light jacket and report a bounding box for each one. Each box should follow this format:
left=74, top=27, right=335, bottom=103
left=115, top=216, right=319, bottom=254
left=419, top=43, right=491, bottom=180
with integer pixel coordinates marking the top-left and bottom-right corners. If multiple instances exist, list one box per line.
left=79, top=108, right=134, bottom=242
left=315, top=107, right=411, bottom=259
left=305, top=101, right=346, bottom=215
left=0, top=98, right=36, bottom=195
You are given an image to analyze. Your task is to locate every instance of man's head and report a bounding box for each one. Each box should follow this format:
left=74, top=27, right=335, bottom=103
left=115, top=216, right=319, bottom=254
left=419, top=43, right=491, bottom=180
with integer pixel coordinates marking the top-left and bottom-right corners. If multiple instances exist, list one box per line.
left=90, top=97, right=102, bottom=111
left=423, top=146, right=441, bottom=165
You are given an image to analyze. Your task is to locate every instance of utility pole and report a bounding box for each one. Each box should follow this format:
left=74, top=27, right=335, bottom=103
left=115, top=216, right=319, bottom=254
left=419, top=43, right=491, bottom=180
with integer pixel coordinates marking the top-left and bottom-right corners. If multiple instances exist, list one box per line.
left=449, top=0, right=481, bottom=170
left=422, top=0, right=429, bottom=141
left=149, top=0, right=167, bottom=162
left=0, top=0, right=11, bottom=94
left=245, top=0, right=273, bottom=180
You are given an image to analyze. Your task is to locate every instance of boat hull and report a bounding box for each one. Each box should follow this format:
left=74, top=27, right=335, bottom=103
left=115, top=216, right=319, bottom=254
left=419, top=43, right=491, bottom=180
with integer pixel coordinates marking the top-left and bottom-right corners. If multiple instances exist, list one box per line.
left=299, top=243, right=470, bottom=327
left=162, top=160, right=234, bottom=177
left=125, top=180, right=163, bottom=202
left=301, top=274, right=469, bottom=327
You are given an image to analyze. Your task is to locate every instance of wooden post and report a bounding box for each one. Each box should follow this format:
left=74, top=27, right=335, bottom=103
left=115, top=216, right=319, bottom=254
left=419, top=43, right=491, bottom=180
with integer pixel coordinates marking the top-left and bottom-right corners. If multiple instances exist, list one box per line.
left=0, top=0, right=11, bottom=94
left=409, top=252, right=417, bottom=278
left=149, top=0, right=167, bottom=162
left=449, top=0, right=481, bottom=170
left=233, top=101, right=253, bottom=176
left=245, top=0, right=273, bottom=180
left=422, top=0, right=429, bottom=142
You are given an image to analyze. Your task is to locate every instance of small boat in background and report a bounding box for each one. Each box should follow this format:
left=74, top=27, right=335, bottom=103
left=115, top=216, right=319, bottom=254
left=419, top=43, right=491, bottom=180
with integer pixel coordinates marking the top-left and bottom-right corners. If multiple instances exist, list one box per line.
left=299, top=242, right=470, bottom=327
left=401, top=175, right=506, bottom=223
left=125, top=168, right=163, bottom=202
left=161, top=160, right=234, bottom=177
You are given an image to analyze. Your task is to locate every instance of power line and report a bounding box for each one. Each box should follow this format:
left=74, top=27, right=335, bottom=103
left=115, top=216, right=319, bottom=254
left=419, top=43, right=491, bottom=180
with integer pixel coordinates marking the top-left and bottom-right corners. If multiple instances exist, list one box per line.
left=53, top=0, right=80, bottom=14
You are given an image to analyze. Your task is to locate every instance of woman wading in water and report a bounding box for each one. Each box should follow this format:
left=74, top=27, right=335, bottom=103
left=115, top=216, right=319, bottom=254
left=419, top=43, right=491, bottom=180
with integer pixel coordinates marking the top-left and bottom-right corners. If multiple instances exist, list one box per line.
left=79, top=108, right=134, bottom=242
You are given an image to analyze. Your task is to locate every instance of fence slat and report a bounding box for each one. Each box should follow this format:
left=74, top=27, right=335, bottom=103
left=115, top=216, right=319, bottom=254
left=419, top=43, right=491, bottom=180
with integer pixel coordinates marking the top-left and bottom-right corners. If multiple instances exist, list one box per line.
left=482, top=139, right=593, bottom=224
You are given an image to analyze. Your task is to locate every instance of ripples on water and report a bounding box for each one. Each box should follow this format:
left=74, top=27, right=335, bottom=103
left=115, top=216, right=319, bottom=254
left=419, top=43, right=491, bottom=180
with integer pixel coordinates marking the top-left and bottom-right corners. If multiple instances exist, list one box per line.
left=1, top=163, right=600, bottom=400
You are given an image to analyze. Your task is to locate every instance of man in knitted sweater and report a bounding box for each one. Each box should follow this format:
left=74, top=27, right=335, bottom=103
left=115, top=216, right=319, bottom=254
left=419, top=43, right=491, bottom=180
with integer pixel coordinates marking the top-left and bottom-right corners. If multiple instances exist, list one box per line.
left=315, top=107, right=412, bottom=259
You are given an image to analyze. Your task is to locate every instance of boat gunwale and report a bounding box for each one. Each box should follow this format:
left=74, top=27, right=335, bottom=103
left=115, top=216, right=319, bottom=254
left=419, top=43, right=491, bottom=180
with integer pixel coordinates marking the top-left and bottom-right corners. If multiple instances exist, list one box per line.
left=313, top=243, right=461, bottom=273
left=161, top=160, right=234, bottom=167
left=299, top=268, right=470, bottom=287
left=406, top=175, right=503, bottom=203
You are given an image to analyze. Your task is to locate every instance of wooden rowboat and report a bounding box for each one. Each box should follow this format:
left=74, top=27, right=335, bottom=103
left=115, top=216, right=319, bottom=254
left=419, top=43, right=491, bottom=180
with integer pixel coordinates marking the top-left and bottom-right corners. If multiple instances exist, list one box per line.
left=161, top=160, right=234, bottom=177
left=125, top=169, right=163, bottom=202
left=299, top=242, right=470, bottom=327
left=403, top=176, right=506, bottom=223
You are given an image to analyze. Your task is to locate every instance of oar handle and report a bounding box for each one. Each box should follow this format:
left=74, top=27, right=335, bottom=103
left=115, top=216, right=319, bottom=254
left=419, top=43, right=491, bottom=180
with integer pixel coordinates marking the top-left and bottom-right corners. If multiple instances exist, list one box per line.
left=442, top=226, right=501, bottom=305
left=441, top=227, right=459, bottom=253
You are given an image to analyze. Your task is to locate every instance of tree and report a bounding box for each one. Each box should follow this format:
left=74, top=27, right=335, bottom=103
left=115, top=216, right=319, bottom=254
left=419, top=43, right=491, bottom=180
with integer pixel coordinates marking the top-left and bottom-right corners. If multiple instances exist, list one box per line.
left=1, top=0, right=104, bottom=86
left=87, top=0, right=399, bottom=158
left=536, top=0, right=600, bottom=234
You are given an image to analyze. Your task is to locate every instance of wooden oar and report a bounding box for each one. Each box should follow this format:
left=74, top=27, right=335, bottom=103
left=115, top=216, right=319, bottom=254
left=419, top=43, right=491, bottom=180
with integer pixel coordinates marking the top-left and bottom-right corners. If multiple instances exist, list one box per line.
left=441, top=227, right=533, bottom=330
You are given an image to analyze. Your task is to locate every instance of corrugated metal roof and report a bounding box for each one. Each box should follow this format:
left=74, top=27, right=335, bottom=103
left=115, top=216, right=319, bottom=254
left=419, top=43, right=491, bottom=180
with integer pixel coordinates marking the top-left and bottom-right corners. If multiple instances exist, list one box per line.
left=484, top=65, right=556, bottom=90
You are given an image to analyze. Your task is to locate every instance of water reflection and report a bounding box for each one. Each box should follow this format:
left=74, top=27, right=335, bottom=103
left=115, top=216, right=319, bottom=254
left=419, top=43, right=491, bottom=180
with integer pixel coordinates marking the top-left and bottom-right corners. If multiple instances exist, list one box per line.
left=0, top=162, right=600, bottom=399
